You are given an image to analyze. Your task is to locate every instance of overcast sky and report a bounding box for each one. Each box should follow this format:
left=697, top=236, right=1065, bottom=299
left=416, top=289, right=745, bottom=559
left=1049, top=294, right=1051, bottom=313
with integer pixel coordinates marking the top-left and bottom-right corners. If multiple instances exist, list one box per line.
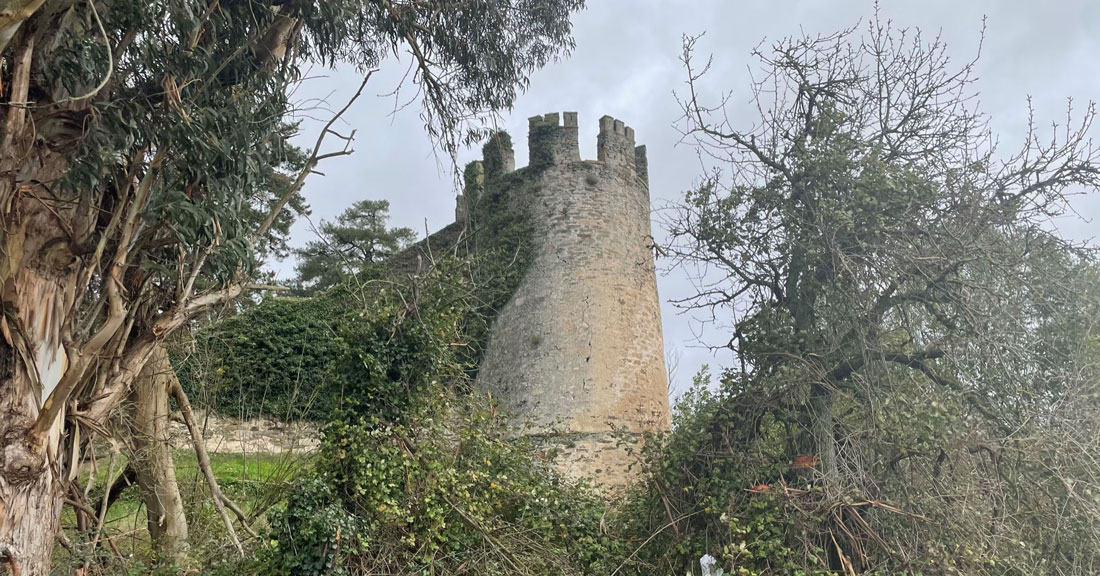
left=276, top=0, right=1100, bottom=397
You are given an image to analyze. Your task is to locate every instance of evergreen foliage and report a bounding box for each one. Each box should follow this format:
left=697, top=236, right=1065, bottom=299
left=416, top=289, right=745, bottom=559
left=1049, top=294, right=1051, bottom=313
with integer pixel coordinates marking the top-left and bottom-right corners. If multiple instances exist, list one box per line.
left=458, top=150, right=537, bottom=368
left=179, top=262, right=469, bottom=422
left=181, top=138, right=537, bottom=420
left=294, top=200, right=417, bottom=293
left=178, top=296, right=348, bottom=420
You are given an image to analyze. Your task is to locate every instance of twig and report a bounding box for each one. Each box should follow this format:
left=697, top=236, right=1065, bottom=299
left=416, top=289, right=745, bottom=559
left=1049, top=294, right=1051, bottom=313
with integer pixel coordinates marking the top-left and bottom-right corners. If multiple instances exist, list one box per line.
left=441, top=494, right=524, bottom=574
left=82, top=445, right=120, bottom=572
left=831, top=532, right=857, bottom=576
left=173, top=381, right=260, bottom=538
left=171, top=381, right=248, bottom=554
left=843, top=499, right=927, bottom=521
left=54, top=0, right=113, bottom=104
left=610, top=510, right=703, bottom=576
left=187, top=0, right=220, bottom=51
left=253, top=72, right=373, bottom=242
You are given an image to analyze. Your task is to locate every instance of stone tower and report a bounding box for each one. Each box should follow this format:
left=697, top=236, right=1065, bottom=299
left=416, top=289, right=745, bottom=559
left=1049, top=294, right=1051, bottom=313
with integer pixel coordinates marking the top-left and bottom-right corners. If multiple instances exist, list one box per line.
left=472, top=112, right=670, bottom=487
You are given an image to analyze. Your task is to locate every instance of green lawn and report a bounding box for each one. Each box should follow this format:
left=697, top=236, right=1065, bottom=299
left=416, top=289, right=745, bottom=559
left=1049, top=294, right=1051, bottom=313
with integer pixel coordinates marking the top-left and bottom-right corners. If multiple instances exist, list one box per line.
left=57, top=449, right=308, bottom=569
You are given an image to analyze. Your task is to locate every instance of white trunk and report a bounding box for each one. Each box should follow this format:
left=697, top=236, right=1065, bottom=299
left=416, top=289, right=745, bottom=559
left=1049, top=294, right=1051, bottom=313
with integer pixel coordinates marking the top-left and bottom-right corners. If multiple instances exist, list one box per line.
left=0, top=271, right=76, bottom=574
left=126, top=345, right=189, bottom=562
left=0, top=53, right=87, bottom=568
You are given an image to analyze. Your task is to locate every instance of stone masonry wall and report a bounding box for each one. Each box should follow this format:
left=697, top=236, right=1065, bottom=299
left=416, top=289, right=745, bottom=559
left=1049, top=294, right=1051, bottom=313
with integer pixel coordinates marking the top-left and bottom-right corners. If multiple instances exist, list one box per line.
left=474, top=112, right=670, bottom=488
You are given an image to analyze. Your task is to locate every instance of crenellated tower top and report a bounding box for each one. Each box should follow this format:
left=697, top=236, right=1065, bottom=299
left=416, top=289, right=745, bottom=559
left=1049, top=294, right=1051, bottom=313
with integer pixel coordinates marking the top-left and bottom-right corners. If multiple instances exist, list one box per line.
left=527, top=111, right=580, bottom=167
left=473, top=112, right=650, bottom=191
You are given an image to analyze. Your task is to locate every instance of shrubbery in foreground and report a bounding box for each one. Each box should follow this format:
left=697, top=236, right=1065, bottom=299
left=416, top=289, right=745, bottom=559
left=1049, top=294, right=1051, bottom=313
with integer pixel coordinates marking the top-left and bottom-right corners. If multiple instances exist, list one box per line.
left=260, top=395, right=620, bottom=576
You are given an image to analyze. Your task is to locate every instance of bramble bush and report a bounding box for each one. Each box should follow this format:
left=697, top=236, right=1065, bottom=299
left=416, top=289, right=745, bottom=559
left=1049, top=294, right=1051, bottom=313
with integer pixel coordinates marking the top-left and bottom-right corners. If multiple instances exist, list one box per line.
left=612, top=370, right=838, bottom=576
left=259, top=394, right=620, bottom=576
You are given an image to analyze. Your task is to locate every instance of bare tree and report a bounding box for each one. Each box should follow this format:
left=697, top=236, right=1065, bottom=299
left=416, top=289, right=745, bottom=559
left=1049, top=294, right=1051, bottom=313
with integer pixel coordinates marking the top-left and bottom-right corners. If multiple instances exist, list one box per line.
left=663, top=14, right=1100, bottom=574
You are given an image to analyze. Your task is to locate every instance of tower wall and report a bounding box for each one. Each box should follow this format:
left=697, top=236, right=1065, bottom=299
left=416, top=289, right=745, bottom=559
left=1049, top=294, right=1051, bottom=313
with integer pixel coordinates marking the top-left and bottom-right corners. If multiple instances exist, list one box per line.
left=475, top=113, right=669, bottom=487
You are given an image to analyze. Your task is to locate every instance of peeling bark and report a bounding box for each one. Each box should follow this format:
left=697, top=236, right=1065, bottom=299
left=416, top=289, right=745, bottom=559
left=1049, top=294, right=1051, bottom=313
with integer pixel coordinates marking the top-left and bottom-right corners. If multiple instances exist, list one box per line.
left=0, top=468, right=61, bottom=575
left=0, top=2, right=352, bottom=568
left=0, top=31, right=86, bottom=572
left=124, top=345, right=189, bottom=563
left=0, top=263, right=79, bottom=575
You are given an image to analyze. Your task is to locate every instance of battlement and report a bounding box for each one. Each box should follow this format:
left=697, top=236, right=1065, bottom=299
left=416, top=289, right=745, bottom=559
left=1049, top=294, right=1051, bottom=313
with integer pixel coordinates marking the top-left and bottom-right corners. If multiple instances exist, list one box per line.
left=476, top=113, right=648, bottom=187
left=598, top=115, right=635, bottom=145
left=482, top=132, right=515, bottom=177
left=597, top=115, right=645, bottom=178
left=528, top=112, right=581, bottom=167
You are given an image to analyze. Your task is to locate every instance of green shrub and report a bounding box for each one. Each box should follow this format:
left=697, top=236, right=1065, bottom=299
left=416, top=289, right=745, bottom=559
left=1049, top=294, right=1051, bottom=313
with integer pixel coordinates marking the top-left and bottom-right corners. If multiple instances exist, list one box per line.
left=178, top=265, right=470, bottom=422
left=261, top=395, right=620, bottom=576
left=178, top=152, right=537, bottom=422
left=612, top=369, right=837, bottom=576
left=178, top=296, right=348, bottom=420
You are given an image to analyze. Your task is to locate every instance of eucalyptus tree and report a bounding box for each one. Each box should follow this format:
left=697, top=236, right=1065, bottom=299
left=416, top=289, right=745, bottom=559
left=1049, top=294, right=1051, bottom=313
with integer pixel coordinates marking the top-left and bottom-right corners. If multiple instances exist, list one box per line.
left=664, top=17, right=1100, bottom=574
left=0, top=0, right=584, bottom=572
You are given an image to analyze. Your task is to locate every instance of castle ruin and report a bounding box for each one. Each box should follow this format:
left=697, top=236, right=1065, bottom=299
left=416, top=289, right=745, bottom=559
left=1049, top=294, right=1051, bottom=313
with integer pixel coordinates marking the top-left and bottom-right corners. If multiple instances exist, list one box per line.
left=460, top=112, right=671, bottom=488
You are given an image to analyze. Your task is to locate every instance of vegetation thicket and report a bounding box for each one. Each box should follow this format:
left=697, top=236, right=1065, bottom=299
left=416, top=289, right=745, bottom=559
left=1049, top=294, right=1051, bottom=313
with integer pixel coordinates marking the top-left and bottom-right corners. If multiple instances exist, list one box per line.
left=179, top=151, right=536, bottom=422
left=0, top=0, right=586, bottom=570
left=181, top=15, right=1100, bottom=576
left=615, top=17, right=1100, bottom=576
left=9, top=3, right=1097, bottom=575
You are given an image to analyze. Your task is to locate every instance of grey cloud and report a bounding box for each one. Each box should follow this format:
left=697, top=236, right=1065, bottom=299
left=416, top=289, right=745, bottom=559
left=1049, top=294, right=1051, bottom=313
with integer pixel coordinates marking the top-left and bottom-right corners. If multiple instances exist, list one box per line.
left=281, top=1, right=1099, bottom=397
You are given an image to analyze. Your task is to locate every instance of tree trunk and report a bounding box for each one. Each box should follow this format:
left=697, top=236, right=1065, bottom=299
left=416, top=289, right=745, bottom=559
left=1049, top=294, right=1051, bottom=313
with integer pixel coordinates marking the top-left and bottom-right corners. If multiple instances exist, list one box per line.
left=0, top=467, right=62, bottom=576
left=0, top=0, right=49, bottom=54
left=0, top=269, right=77, bottom=575
left=124, top=345, right=189, bottom=563
left=0, top=29, right=75, bottom=573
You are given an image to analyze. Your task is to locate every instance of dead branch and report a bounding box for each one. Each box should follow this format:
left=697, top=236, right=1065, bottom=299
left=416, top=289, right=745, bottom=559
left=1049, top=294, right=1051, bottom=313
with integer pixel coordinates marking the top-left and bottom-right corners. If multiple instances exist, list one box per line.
left=81, top=445, right=120, bottom=572
left=171, top=380, right=259, bottom=553
left=253, top=72, right=373, bottom=242
left=610, top=510, right=704, bottom=576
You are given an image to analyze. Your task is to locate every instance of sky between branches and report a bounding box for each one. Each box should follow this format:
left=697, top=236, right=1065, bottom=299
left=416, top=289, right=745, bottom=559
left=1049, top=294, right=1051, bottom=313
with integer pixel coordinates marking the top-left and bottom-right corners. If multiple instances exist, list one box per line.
left=276, top=0, right=1100, bottom=396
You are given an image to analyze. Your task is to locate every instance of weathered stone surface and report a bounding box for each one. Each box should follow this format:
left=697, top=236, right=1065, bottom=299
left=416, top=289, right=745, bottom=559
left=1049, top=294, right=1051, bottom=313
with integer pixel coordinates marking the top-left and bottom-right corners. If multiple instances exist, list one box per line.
left=474, top=113, right=670, bottom=489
